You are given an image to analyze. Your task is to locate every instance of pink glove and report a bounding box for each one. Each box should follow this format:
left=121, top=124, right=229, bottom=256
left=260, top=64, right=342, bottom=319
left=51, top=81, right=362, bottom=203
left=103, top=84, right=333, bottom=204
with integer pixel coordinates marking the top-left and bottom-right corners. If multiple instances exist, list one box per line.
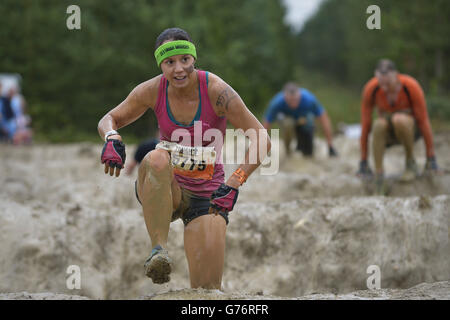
left=210, top=183, right=239, bottom=213
left=101, top=139, right=126, bottom=169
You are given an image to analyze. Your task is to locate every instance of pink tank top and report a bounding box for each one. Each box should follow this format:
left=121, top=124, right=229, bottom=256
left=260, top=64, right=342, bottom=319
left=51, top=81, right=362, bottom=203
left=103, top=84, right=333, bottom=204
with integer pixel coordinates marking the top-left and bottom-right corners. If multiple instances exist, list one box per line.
left=154, top=70, right=227, bottom=198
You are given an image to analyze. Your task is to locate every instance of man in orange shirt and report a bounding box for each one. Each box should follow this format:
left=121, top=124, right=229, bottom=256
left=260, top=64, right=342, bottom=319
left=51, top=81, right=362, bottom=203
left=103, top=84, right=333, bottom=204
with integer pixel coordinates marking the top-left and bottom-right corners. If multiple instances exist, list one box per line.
left=358, top=59, right=439, bottom=194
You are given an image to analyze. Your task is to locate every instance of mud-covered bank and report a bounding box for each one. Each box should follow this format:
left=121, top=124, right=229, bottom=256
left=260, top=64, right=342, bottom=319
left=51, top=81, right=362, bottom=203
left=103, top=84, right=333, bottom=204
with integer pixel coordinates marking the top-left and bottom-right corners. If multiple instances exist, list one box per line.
left=0, top=133, right=449, bottom=299
left=1, top=281, right=448, bottom=300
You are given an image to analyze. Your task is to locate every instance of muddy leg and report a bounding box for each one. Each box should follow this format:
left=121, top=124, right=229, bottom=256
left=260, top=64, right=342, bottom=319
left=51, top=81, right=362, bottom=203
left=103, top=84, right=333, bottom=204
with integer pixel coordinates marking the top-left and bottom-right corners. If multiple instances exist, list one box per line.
left=372, top=118, right=389, bottom=175
left=391, top=113, right=415, bottom=161
left=137, top=149, right=181, bottom=248
left=280, top=118, right=295, bottom=157
left=184, top=214, right=227, bottom=289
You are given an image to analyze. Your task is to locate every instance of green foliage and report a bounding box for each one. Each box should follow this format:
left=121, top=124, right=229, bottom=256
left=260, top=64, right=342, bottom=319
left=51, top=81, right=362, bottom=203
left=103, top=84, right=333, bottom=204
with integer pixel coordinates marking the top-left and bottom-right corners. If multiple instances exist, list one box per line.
left=0, top=0, right=294, bottom=142
left=427, top=95, right=450, bottom=120
left=295, top=0, right=450, bottom=127
left=293, top=65, right=361, bottom=127
left=2, top=0, right=449, bottom=143
left=298, top=0, right=450, bottom=96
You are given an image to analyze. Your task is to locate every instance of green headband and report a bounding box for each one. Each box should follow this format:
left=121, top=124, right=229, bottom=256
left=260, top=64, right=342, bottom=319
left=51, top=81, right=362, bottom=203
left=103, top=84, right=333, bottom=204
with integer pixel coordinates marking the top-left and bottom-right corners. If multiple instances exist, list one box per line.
left=154, top=40, right=197, bottom=67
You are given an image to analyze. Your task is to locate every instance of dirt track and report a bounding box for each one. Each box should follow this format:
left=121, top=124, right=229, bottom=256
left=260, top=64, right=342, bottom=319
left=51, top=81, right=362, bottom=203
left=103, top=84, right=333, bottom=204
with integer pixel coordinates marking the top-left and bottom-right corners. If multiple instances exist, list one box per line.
left=1, top=281, right=448, bottom=300
left=0, top=132, right=449, bottom=299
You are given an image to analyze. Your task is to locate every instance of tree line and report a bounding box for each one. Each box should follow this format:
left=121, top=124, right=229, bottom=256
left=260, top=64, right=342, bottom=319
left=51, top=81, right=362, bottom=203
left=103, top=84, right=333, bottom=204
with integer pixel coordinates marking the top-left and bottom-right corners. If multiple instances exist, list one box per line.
left=1, top=0, right=448, bottom=141
left=297, top=0, right=450, bottom=120
left=0, top=0, right=293, bottom=141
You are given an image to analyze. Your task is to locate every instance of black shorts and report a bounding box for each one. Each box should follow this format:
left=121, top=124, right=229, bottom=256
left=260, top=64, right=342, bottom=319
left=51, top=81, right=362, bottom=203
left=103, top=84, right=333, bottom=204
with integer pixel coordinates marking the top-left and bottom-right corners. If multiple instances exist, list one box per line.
left=134, top=181, right=229, bottom=226
left=295, top=125, right=314, bottom=156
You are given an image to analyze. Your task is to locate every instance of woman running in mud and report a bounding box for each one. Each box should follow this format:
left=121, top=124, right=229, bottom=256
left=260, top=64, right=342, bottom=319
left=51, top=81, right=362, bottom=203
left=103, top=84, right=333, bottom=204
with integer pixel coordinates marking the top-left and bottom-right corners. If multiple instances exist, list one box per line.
left=97, top=28, right=271, bottom=289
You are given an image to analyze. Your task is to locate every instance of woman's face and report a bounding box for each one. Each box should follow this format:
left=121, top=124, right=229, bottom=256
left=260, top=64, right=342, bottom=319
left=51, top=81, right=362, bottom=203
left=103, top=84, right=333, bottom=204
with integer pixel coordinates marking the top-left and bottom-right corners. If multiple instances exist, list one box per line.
left=160, top=48, right=195, bottom=89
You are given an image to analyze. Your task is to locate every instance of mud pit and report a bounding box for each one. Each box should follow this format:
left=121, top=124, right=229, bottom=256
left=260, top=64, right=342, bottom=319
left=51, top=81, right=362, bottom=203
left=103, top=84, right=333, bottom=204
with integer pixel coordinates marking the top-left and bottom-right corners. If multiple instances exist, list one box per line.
left=0, top=133, right=449, bottom=299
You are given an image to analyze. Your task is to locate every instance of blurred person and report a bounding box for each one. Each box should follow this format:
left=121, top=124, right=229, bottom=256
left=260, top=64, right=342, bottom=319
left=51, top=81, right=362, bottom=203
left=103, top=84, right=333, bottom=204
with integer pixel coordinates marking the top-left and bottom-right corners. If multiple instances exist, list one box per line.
left=97, top=28, right=271, bottom=289
left=125, top=136, right=159, bottom=176
left=0, top=85, right=32, bottom=145
left=358, top=59, right=440, bottom=195
left=10, top=87, right=33, bottom=145
left=263, top=82, right=337, bottom=157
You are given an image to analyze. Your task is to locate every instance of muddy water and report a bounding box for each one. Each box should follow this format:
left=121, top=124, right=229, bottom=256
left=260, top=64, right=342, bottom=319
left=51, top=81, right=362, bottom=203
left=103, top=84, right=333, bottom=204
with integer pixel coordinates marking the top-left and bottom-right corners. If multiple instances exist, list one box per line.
left=0, top=133, right=449, bottom=299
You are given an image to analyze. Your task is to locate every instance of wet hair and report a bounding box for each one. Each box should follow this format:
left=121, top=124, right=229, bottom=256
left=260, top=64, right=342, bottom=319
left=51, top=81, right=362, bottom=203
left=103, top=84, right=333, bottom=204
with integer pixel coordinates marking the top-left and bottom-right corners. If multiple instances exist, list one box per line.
left=155, top=28, right=194, bottom=50
left=375, top=59, right=397, bottom=74
left=283, top=82, right=299, bottom=95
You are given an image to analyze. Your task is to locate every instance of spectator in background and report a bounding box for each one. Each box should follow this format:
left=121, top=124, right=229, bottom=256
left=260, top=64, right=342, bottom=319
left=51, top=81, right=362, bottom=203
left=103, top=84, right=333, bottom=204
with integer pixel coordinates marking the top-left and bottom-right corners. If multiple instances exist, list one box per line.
left=263, top=82, right=337, bottom=157
left=0, top=84, right=33, bottom=145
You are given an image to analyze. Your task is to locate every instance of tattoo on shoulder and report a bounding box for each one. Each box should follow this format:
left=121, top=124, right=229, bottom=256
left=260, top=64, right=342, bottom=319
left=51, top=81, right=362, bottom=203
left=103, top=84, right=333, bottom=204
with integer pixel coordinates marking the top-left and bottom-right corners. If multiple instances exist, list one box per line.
left=216, top=88, right=238, bottom=115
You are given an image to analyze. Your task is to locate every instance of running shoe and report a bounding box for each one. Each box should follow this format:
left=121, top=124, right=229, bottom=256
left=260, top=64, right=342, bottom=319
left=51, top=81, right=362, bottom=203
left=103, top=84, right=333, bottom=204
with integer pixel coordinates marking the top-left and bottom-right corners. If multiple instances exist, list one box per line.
left=144, top=245, right=172, bottom=284
left=399, top=158, right=418, bottom=182
left=375, top=173, right=387, bottom=196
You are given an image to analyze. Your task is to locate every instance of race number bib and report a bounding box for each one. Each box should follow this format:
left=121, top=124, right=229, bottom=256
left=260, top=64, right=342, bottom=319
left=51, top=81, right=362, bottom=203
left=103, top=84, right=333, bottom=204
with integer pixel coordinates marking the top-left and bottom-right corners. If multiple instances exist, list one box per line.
left=156, top=141, right=216, bottom=180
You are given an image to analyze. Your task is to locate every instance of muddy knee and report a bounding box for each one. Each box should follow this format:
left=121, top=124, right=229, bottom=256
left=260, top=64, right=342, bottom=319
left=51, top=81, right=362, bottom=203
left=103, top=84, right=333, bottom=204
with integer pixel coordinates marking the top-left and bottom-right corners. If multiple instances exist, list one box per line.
left=391, top=113, right=414, bottom=131
left=137, top=149, right=172, bottom=188
left=373, top=118, right=388, bottom=137
left=140, top=149, right=171, bottom=174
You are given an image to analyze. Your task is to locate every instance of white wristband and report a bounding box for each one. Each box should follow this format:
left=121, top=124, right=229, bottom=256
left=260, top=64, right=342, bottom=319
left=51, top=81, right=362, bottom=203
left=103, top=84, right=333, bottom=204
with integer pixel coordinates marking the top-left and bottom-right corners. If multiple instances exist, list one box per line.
left=104, top=130, right=119, bottom=141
